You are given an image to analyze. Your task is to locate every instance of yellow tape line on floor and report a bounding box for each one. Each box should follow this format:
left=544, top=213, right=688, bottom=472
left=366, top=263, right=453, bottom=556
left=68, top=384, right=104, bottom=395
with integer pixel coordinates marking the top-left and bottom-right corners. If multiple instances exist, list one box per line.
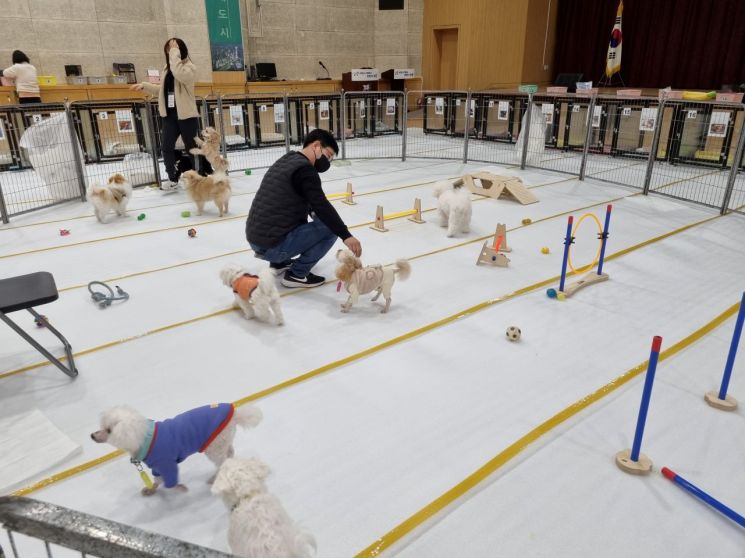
left=355, top=299, right=741, bottom=557
left=10, top=208, right=725, bottom=496
left=0, top=161, right=461, bottom=231
left=0, top=185, right=629, bottom=379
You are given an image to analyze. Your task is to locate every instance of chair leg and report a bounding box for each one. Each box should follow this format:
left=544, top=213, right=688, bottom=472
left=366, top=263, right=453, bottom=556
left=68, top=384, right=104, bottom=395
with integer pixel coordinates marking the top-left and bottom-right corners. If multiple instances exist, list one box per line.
left=0, top=310, right=78, bottom=378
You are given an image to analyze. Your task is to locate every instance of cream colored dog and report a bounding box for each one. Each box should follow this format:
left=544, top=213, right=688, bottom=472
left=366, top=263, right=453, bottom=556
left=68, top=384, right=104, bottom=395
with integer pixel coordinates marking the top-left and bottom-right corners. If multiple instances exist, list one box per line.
left=335, top=250, right=411, bottom=313
left=219, top=264, right=284, bottom=326
left=212, top=458, right=316, bottom=558
left=180, top=170, right=231, bottom=216
left=190, top=127, right=229, bottom=173
left=87, top=173, right=132, bottom=223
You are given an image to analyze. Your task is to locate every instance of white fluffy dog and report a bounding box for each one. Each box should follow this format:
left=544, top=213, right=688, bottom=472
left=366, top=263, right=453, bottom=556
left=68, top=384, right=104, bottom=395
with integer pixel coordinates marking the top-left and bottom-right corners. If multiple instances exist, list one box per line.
left=335, top=250, right=411, bottom=313
left=90, top=403, right=262, bottom=495
left=220, top=264, right=284, bottom=325
left=87, top=173, right=132, bottom=223
left=433, top=180, right=472, bottom=237
left=212, top=458, right=316, bottom=558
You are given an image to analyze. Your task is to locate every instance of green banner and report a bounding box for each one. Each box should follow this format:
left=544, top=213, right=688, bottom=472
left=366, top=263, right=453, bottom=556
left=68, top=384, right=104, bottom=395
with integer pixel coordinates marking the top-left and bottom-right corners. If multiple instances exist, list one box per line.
left=205, top=0, right=244, bottom=71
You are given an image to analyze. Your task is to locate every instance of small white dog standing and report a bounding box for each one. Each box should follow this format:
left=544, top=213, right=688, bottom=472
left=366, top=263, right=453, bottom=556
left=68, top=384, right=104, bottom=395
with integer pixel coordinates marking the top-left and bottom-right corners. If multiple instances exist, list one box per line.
left=433, top=179, right=472, bottom=237
left=87, top=173, right=132, bottom=223
left=335, top=250, right=411, bottom=313
left=220, top=265, right=284, bottom=325
left=90, top=403, right=262, bottom=495
left=212, top=458, right=316, bottom=558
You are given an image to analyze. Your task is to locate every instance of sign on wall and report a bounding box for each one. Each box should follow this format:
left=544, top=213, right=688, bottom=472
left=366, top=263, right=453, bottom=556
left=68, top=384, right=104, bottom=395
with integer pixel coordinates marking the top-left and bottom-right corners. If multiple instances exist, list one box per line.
left=206, top=0, right=245, bottom=71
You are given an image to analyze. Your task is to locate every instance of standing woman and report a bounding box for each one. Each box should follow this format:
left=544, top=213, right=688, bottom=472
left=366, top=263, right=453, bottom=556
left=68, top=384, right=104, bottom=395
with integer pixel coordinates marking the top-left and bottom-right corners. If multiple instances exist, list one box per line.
left=0, top=50, right=41, bottom=104
left=132, top=38, right=212, bottom=191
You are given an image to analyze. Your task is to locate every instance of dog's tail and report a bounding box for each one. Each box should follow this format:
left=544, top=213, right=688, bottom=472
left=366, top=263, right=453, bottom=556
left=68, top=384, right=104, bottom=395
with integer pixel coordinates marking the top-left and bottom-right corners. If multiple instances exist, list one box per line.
left=234, top=405, right=263, bottom=428
left=86, top=183, right=108, bottom=201
left=432, top=180, right=451, bottom=198
left=294, top=531, right=317, bottom=557
left=394, top=259, right=411, bottom=281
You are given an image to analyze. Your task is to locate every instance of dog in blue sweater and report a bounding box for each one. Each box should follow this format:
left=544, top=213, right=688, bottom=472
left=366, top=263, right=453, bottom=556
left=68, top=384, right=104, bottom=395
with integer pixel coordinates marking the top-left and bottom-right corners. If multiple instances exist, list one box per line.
left=91, top=402, right=262, bottom=495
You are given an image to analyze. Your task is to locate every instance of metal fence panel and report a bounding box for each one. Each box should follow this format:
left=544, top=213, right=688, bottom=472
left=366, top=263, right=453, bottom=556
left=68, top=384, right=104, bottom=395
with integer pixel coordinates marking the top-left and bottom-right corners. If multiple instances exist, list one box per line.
left=402, top=90, right=466, bottom=161
left=0, top=103, right=85, bottom=222
left=341, top=91, right=405, bottom=160
left=0, top=496, right=232, bottom=558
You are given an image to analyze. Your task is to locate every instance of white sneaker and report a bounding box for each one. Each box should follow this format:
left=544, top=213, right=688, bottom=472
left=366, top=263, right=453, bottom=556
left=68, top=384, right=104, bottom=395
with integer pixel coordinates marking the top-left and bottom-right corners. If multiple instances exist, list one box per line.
left=159, top=180, right=179, bottom=193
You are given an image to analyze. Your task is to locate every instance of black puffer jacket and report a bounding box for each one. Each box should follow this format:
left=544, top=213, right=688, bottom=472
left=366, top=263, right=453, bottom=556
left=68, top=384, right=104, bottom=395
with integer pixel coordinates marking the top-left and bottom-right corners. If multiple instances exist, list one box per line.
left=246, top=151, right=350, bottom=248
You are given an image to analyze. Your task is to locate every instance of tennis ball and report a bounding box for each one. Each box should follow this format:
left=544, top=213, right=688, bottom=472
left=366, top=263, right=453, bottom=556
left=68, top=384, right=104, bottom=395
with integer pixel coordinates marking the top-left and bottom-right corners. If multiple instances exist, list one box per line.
left=181, top=211, right=191, bottom=218
left=244, top=169, right=252, bottom=175
left=137, top=213, right=146, bottom=221
left=522, top=218, right=532, bottom=225
left=541, top=247, right=550, bottom=254
left=546, top=288, right=557, bottom=299
left=557, top=292, right=567, bottom=301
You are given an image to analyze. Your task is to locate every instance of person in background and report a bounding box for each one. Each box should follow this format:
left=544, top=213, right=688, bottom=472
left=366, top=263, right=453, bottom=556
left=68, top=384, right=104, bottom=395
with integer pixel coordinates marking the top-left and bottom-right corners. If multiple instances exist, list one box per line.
left=0, top=50, right=41, bottom=104
left=131, top=38, right=212, bottom=191
left=246, top=129, right=362, bottom=288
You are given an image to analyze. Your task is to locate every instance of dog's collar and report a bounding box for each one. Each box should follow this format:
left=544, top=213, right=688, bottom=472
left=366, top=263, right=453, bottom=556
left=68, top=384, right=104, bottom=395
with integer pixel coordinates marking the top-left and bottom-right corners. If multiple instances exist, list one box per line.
left=133, top=420, right=157, bottom=462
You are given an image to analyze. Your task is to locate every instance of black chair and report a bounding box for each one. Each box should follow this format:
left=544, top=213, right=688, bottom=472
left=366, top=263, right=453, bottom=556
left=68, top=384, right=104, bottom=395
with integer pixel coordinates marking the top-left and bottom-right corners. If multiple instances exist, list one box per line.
left=0, top=272, right=78, bottom=378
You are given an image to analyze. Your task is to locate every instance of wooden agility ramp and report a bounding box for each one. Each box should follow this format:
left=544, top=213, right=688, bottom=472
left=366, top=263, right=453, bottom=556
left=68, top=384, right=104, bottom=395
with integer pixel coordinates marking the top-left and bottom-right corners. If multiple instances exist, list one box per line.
left=458, top=172, right=538, bottom=205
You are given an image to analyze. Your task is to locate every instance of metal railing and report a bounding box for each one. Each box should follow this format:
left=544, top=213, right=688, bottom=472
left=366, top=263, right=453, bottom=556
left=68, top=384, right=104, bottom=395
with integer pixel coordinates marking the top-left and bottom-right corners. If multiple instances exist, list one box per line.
left=1, top=89, right=744, bottom=223
left=0, top=496, right=233, bottom=558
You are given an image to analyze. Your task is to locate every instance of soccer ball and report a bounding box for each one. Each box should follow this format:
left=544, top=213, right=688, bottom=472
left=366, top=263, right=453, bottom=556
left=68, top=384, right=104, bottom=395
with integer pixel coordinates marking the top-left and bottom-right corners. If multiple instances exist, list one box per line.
left=506, top=326, right=521, bottom=342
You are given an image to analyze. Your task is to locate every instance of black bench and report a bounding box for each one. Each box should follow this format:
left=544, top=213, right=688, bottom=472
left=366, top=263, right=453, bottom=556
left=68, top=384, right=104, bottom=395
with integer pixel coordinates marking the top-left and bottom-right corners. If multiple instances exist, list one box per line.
left=0, top=272, right=78, bottom=378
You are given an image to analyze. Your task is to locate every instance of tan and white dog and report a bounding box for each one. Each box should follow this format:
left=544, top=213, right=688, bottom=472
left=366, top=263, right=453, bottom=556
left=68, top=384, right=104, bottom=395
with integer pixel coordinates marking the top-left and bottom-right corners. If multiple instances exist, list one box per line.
left=335, top=250, right=411, bottom=313
left=87, top=173, right=132, bottom=223
left=180, top=170, right=231, bottom=216
left=190, top=127, right=229, bottom=173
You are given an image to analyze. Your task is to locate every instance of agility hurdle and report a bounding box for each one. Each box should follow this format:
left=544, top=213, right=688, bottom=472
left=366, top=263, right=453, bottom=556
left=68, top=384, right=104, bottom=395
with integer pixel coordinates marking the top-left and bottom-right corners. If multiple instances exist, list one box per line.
left=661, top=467, right=745, bottom=529
left=371, top=198, right=425, bottom=232
left=476, top=224, right=511, bottom=267
left=326, top=182, right=356, bottom=205
left=548, top=205, right=612, bottom=300
left=616, top=336, right=662, bottom=475
left=705, top=291, right=745, bottom=411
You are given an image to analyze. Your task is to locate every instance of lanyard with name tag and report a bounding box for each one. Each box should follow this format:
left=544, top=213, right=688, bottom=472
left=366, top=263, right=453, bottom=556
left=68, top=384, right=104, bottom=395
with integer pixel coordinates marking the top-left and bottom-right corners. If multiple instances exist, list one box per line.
left=167, top=93, right=175, bottom=108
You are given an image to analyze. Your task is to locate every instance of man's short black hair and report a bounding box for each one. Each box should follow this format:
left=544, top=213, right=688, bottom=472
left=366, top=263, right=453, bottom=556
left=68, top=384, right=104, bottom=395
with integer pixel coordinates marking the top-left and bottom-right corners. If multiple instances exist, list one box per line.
left=303, top=129, right=339, bottom=155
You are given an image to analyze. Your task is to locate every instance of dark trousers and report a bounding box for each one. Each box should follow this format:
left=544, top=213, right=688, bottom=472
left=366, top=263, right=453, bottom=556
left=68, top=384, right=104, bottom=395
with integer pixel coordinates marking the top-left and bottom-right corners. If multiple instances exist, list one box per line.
left=161, top=113, right=213, bottom=181
left=19, top=97, right=41, bottom=104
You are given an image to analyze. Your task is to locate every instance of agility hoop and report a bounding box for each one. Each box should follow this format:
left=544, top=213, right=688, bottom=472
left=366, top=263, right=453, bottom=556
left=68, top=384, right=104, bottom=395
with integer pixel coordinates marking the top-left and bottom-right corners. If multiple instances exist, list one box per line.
left=567, top=212, right=603, bottom=275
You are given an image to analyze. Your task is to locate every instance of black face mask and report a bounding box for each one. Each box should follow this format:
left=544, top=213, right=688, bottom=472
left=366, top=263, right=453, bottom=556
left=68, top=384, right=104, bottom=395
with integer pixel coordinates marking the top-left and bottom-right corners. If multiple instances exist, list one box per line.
left=314, top=153, right=331, bottom=173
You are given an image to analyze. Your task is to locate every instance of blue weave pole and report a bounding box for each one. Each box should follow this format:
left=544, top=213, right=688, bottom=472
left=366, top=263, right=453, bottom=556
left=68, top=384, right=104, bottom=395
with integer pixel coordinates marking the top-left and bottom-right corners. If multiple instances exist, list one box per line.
left=630, top=336, right=662, bottom=462
left=717, top=291, right=745, bottom=400
left=596, top=204, right=612, bottom=276
left=558, top=215, right=574, bottom=293
left=662, top=467, right=745, bottom=529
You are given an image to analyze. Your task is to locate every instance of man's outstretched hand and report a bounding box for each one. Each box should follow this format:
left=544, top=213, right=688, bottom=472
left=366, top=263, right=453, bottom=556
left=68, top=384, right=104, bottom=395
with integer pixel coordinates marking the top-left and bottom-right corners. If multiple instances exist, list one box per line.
left=344, top=236, right=362, bottom=257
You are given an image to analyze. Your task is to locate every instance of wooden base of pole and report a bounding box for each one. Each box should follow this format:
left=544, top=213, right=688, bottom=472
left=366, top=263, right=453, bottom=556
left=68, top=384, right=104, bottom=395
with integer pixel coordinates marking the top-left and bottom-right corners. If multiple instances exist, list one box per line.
left=615, top=449, right=652, bottom=475
left=705, top=391, right=738, bottom=411
left=561, top=271, right=609, bottom=298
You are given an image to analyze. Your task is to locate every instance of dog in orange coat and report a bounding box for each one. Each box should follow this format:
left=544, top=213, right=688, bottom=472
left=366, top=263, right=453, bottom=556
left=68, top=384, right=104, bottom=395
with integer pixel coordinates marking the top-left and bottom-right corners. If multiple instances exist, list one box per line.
left=220, top=264, right=284, bottom=325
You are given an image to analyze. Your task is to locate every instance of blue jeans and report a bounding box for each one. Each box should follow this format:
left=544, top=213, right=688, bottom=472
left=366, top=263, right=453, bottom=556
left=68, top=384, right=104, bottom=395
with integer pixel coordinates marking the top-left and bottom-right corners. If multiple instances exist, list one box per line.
left=250, top=219, right=337, bottom=277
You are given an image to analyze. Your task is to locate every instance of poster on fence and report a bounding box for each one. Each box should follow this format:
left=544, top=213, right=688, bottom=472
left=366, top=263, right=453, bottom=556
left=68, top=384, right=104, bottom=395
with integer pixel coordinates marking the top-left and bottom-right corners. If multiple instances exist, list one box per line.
left=0, top=120, right=4, bottom=141
left=435, top=97, right=444, bottom=115
left=229, top=105, right=243, bottom=126
left=98, top=111, right=108, bottom=120
left=498, top=101, right=509, bottom=120
left=639, top=107, right=657, bottom=132
left=115, top=110, right=133, bottom=133
left=31, top=114, right=43, bottom=124
left=273, top=103, right=285, bottom=124
left=319, top=101, right=329, bottom=120
left=386, top=98, right=396, bottom=116
left=707, top=111, right=729, bottom=137
left=468, top=99, right=476, bottom=119
left=687, top=110, right=697, bottom=120
left=592, top=105, right=602, bottom=128
left=358, top=100, right=366, bottom=118
left=541, top=103, right=554, bottom=125
left=308, top=102, right=315, bottom=110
